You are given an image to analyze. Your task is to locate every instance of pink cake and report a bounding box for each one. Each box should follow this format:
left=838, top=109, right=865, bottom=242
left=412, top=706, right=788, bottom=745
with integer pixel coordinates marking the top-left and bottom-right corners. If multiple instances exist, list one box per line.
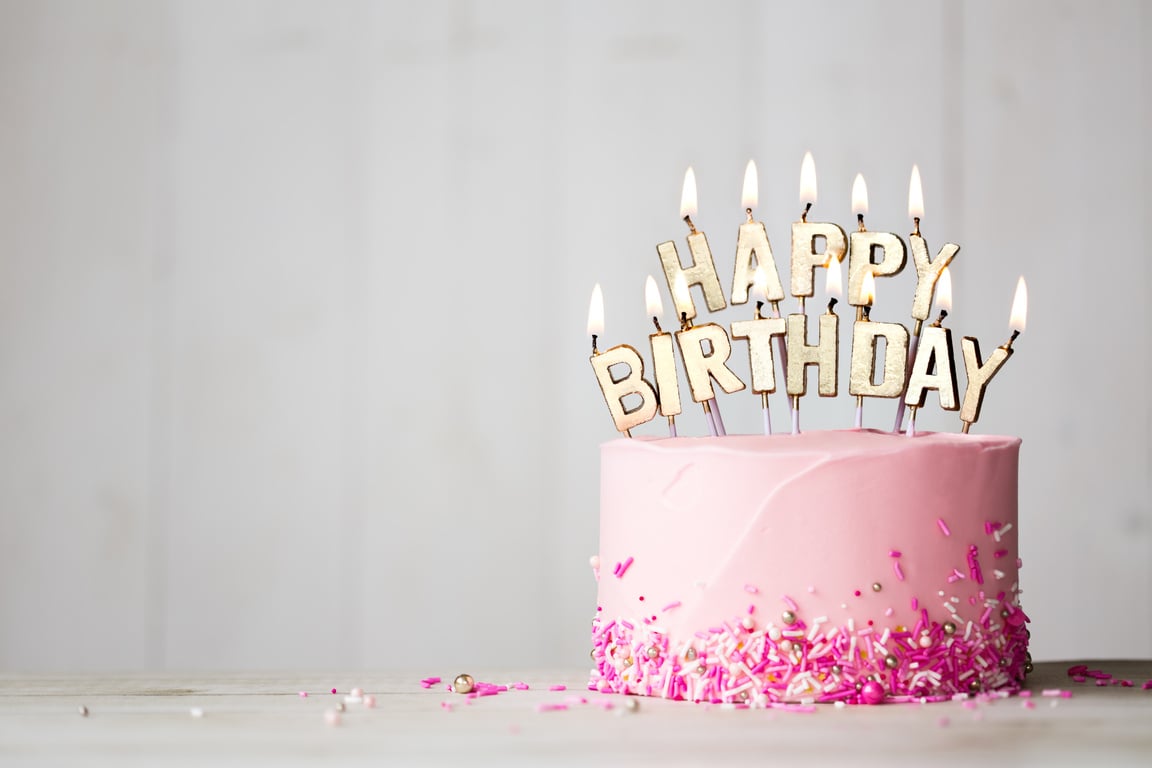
left=589, top=429, right=1029, bottom=705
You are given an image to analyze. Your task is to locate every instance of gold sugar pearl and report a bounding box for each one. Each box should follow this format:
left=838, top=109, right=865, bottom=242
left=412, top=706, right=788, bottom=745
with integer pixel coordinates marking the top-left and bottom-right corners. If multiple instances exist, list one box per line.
left=942, top=621, right=957, bottom=636
left=871, top=582, right=882, bottom=592
left=646, top=646, right=660, bottom=659
left=884, top=655, right=899, bottom=669
left=453, top=673, right=475, bottom=694
left=781, top=610, right=797, bottom=625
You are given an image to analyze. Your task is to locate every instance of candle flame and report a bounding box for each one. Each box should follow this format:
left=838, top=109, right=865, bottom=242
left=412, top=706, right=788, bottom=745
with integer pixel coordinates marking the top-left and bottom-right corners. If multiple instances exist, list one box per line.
left=587, top=283, right=604, bottom=337
left=861, top=269, right=876, bottom=306
left=644, top=275, right=663, bottom=318
left=680, top=166, right=698, bottom=219
left=799, top=151, right=817, bottom=205
left=937, top=267, right=953, bottom=313
left=752, top=265, right=769, bottom=304
left=742, top=159, right=758, bottom=211
left=851, top=173, right=868, bottom=215
left=824, top=257, right=842, bottom=298
left=1009, top=276, right=1027, bottom=333
left=673, top=272, right=691, bottom=312
left=908, top=164, right=924, bottom=220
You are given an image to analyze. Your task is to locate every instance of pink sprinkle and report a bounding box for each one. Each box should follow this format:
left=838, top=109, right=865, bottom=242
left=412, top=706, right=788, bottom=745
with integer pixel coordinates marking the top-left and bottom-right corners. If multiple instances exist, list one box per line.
left=514, top=682, right=530, bottom=690
left=298, top=691, right=308, bottom=698
left=1096, top=679, right=1108, bottom=687
left=441, top=701, right=453, bottom=711
left=549, top=685, right=567, bottom=692
left=884, top=607, right=894, bottom=617
left=893, top=561, right=905, bottom=581
left=564, top=695, right=587, bottom=705
left=616, top=556, right=634, bottom=578
left=744, top=584, right=759, bottom=594
left=1041, top=689, right=1063, bottom=697
left=536, top=703, right=568, bottom=713
left=910, top=597, right=918, bottom=611
left=331, top=688, right=338, bottom=695
left=661, top=601, right=681, bottom=612
left=1142, top=681, right=1152, bottom=690
left=1022, top=699, right=1035, bottom=709
left=993, top=549, right=1008, bottom=559
left=1018, top=690, right=1032, bottom=698
left=781, top=595, right=798, bottom=612
left=1061, top=691, right=1073, bottom=698
left=936, top=518, right=951, bottom=536
left=889, top=550, right=902, bottom=558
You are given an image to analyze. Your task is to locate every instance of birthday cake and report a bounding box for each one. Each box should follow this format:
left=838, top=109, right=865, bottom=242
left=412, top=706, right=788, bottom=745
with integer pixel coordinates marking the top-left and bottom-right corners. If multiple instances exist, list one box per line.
left=588, top=429, right=1028, bottom=705
left=586, top=157, right=1029, bottom=705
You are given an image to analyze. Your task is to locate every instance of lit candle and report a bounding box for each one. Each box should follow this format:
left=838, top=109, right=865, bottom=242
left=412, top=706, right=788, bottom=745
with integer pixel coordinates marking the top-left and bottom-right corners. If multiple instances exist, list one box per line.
left=645, top=275, right=681, bottom=437
left=674, top=272, right=744, bottom=437
left=904, top=265, right=958, bottom=435
left=847, top=173, right=906, bottom=317
left=587, top=284, right=659, bottom=437
left=894, top=164, right=959, bottom=432
left=732, top=160, right=786, bottom=307
left=849, top=269, right=910, bottom=429
left=730, top=266, right=787, bottom=435
left=791, top=152, right=847, bottom=315
left=656, top=167, right=727, bottom=322
left=959, top=277, right=1027, bottom=433
left=786, top=273, right=840, bottom=435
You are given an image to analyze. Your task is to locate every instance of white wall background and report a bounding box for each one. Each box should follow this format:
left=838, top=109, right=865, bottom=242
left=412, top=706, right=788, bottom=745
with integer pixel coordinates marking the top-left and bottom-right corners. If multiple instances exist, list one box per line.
left=0, top=0, right=1147, bottom=672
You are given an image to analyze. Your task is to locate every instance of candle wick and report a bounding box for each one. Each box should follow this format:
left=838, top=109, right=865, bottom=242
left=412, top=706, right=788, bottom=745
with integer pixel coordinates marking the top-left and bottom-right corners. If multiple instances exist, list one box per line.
left=862, top=304, right=871, bottom=320
left=682, top=214, right=697, bottom=234
left=801, top=202, right=812, bottom=223
left=857, top=213, right=866, bottom=232
left=826, top=297, right=838, bottom=314
left=932, top=309, right=948, bottom=327
left=746, top=208, right=753, bottom=223
left=1002, top=329, right=1020, bottom=350
left=912, top=216, right=921, bottom=237
left=591, top=334, right=599, bottom=355
left=652, top=316, right=662, bottom=333
left=680, top=311, right=690, bottom=331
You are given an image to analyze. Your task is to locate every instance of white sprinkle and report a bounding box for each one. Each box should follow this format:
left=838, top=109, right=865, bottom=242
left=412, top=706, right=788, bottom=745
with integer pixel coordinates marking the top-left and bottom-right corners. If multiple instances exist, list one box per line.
left=938, top=591, right=946, bottom=597
left=879, top=628, right=891, bottom=645
left=834, top=700, right=846, bottom=709
left=344, top=696, right=363, bottom=705
left=840, top=603, right=848, bottom=610
left=951, top=596, right=960, bottom=603
left=190, top=708, right=205, bottom=718
left=952, top=693, right=969, bottom=701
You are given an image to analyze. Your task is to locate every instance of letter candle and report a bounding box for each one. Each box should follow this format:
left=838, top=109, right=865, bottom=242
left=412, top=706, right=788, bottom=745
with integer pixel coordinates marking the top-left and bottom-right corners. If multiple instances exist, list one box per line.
left=904, top=267, right=958, bottom=436
left=894, top=165, right=959, bottom=432
left=847, top=173, right=907, bottom=319
left=732, top=160, right=792, bottom=425
left=588, top=284, right=660, bottom=437
left=657, top=168, right=727, bottom=323
left=959, top=276, right=1027, bottom=433
left=791, top=152, right=847, bottom=316
left=731, top=267, right=787, bottom=435
left=645, top=275, right=681, bottom=437
left=673, top=274, right=723, bottom=436
left=786, top=290, right=840, bottom=435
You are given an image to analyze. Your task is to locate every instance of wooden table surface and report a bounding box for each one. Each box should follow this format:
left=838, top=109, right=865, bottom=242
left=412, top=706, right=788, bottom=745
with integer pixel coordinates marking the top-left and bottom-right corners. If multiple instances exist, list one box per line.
left=1, top=660, right=1149, bottom=766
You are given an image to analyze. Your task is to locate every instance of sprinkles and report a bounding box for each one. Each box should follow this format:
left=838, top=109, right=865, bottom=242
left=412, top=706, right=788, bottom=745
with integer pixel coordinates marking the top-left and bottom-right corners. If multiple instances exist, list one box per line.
left=936, top=518, right=952, bottom=536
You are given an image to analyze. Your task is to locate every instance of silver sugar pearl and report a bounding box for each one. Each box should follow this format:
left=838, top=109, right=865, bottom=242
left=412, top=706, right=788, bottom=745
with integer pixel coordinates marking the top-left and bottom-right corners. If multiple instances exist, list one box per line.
left=590, top=649, right=596, bottom=661
left=646, top=646, right=660, bottom=660
left=871, top=582, right=882, bottom=592
left=943, top=622, right=957, bottom=636
left=1000, top=609, right=1010, bottom=618
left=697, top=664, right=707, bottom=675
left=831, top=665, right=842, bottom=675
left=968, top=680, right=981, bottom=693
left=781, top=610, right=797, bottom=625
left=622, top=698, right=639, bottom=711
left=884, top=655, right=898, bottom=669
left=854, top=682, right=863, bottom=692
left=1025, top=662, right=1034, bottom=674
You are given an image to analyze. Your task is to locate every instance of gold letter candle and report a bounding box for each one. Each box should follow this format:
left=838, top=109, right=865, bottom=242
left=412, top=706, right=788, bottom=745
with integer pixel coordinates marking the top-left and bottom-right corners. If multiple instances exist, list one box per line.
left=786, top=313, right=839, bottom=398
left=850, top=321, right=910, bottom=398
left=848, top=231, right=907, bottom=307
left=675, top=323, right=747, bottom=403
left=731, top=160, right=785, bottom=306
left=730, top=316, right=787, bottom=395
left=657, top=167, right=726, bottom=322
left=644, top=275, right=682, bottom=432
left=909, top=236, right=959, bottom=323
left=959, top=276, right=1027, bottom=433
left=903, top=325, right=959, bottom=411
left=590, top=345, right=660, bottom=436
left=790, top=152, right=846, bottom=312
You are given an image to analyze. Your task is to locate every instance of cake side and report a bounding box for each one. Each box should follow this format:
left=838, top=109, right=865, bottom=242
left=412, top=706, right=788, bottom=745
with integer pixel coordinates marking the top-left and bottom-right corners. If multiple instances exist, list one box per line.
left=590, top=430, right=1027, bottom=705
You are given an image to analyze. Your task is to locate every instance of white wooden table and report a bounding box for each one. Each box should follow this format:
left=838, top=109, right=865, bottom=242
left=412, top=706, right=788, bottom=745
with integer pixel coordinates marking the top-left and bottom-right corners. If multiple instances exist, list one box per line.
left=2, top=661, right=1149, bottom=766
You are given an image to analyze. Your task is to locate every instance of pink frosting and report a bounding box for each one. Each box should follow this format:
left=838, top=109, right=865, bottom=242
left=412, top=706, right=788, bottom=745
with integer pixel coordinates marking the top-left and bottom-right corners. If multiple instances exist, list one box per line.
left=591, top=429, right=1027, bottom=705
